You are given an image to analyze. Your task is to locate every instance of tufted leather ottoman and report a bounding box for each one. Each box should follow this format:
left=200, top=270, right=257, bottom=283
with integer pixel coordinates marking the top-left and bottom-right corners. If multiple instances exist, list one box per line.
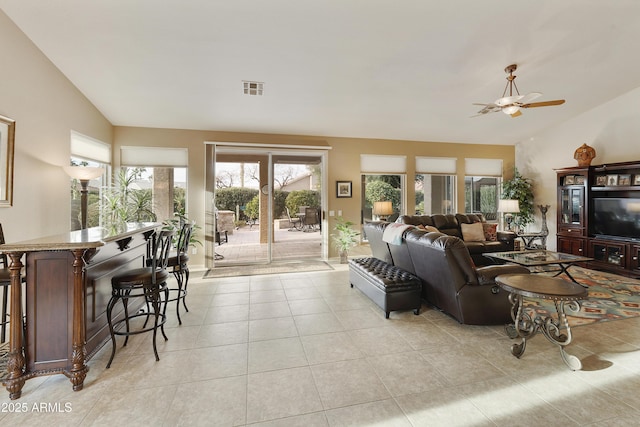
left=349, top=257, right=422, bottom=318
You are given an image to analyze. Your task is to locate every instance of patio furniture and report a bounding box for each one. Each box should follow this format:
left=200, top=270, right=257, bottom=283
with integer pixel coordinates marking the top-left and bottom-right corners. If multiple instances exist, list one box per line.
left=303, top=207, right=319, bottom=232
left=286, top=207, right=302, bottom=231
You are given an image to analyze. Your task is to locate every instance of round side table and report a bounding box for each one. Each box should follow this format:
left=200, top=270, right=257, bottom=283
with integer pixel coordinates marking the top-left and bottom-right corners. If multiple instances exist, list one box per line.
left=495, top=274, right=588, bottom=370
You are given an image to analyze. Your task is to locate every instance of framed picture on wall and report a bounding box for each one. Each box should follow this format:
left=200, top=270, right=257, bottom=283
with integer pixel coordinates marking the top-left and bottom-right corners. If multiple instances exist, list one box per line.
left=634, top=174, right=640, bottom=185
left=595, top=175, right=607, bottom=186
left=607, top=174, right=619, bottom=186
left=336, top=181, right=352, bottom=198
left=575, top=175, right=586, bottom=185
left=564, top=175, right=575, bottom=185
left=619, top=174, right=631, bottom=186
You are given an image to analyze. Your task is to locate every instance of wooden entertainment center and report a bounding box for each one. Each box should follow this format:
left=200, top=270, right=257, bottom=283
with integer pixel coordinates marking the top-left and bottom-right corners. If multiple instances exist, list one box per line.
left=556, top=160, right=640, bottom=277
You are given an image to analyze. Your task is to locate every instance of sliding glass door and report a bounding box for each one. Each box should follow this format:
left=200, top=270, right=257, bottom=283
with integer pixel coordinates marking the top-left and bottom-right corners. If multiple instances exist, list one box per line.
left=205, top=144, right=327, bottom=267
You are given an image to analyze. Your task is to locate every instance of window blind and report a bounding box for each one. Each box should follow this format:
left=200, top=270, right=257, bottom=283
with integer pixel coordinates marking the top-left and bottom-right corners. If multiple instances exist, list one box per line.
left=120, top=146, right=188, bottom=167
left=415, top=157, right=457, bottom=174
left=464, top=158, right=503, bottom=176
left=71, top=131, right=110, bottom=163
left=360, top=154, right=406, bottom=173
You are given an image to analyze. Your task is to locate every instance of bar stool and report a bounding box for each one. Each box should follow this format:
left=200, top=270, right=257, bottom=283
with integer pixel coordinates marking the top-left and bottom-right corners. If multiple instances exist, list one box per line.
left=105, top=228, right=174, bottom=368
left=166, top=221, right=193, bottom=325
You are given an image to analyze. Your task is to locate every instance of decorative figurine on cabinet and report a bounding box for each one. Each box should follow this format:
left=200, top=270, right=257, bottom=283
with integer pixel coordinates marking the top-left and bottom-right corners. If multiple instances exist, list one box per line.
left=573, top=143, right=596, bottom=167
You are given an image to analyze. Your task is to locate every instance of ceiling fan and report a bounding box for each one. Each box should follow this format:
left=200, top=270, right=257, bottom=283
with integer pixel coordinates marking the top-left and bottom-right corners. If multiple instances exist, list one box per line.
left=473, top=64, right=565, bottom=117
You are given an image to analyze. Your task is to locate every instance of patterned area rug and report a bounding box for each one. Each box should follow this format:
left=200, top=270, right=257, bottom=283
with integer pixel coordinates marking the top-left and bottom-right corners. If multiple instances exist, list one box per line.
left=523, top=266, right=640, bottom=326
left=203, top=260, right=333, bottom=279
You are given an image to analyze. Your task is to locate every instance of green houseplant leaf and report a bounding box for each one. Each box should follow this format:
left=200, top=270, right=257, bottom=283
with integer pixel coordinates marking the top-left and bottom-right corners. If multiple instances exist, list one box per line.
left=501, top=168, right=535, bottom=230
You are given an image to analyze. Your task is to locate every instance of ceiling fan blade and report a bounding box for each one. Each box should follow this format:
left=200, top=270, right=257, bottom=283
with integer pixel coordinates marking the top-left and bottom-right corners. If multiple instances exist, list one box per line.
left=472, top=103, right=501, bottom=115
left=510, top=110, right=523, bottom=118
left=521, top=99, right=566, bottom=108
left=518, top=92, right=542, bottom=104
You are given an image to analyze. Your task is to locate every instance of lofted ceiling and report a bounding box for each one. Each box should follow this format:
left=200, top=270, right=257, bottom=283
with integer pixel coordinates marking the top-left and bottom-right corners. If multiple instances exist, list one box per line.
left=2, top=0, right=640, bottom=145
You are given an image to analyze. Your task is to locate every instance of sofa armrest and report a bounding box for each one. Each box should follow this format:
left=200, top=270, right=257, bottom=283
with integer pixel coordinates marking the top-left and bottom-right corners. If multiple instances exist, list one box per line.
left=497, top=231, right=516, bottom=242
left=474, top=265, right=530, bottom=286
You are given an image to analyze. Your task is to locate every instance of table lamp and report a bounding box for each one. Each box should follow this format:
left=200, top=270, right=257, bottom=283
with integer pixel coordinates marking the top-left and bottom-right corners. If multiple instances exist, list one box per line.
left=498, top=199, right=520, bottom=231
left=64, top=166, right=104, bottom=229
left=373, top=201, right=394, bottom=221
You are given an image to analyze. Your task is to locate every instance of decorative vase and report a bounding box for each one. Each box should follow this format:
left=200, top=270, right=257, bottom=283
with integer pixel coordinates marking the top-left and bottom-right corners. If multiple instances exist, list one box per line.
left=574, top=143, right=596, bottom=167
left=339, top=250, right=348, bottom=264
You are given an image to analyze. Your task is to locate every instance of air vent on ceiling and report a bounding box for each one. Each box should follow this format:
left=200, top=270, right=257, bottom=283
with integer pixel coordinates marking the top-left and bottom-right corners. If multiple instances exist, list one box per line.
left=243, top=81, right=264, bottom=96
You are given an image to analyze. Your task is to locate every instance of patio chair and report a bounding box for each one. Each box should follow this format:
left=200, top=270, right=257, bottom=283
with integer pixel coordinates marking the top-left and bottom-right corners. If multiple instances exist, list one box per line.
left=286, top=207, right=302, bottom=231
left=303, top=207, right=320, bottom=232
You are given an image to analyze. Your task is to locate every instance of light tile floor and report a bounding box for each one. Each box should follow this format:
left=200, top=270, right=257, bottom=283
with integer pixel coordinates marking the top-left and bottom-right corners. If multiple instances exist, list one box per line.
left=2, top=263, right=640, bottom=426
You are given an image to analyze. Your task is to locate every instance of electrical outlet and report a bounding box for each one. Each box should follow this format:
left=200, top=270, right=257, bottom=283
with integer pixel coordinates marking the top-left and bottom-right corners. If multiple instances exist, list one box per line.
left=192, top=247, right=197, bottom=255
left=338, top=210, right=342, bottom=216
left=329, top=210, right=335, bottom=216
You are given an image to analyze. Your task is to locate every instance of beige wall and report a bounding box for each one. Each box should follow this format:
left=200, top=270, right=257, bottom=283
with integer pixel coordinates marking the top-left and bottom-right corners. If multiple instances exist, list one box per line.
left=0, top=10, right=113, bottom=242
left=516, top=86, right=640, bottom=250
left=114, top=126, right=515, bottom=263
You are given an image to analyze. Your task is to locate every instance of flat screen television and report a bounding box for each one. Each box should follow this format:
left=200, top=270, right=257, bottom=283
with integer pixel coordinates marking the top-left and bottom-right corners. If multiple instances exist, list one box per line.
left=592, top=198, right=640, bottom=240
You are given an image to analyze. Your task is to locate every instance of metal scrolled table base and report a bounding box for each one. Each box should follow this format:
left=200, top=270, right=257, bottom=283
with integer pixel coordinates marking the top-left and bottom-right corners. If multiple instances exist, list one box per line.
left=506, top=293, right=582, bottom=371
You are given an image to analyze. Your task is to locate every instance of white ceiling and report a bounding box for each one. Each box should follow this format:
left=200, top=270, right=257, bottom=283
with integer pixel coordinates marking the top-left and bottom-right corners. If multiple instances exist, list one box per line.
left=2, top=0, right=640, bottom=145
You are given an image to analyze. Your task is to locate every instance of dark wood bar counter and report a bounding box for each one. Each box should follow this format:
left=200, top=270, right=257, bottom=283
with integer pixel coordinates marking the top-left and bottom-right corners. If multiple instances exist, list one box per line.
left=0, top=222, right=159, bottom=399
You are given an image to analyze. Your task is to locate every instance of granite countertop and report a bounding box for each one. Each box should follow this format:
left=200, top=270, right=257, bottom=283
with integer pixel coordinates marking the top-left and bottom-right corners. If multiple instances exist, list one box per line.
left=0, top=222, right=160, bottom=252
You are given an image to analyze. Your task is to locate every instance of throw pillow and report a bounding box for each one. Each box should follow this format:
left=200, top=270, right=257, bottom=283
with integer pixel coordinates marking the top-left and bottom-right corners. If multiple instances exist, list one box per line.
left=482, top=223, right=498, bottom=242
left=460, top=222, right=485, bottom=242
left=416, top=224, right=439, bottom=233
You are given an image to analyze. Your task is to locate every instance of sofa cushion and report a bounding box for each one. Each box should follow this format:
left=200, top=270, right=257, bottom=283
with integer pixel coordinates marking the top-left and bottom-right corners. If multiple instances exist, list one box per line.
left=461, top=222, right=485, bottom=242
left=482, top=223, right=498, bottom=241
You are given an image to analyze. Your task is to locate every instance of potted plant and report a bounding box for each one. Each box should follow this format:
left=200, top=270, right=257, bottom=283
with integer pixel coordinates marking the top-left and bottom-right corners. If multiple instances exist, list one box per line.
left=501, top=167, right=535, bottom=232
left=331, top=217, right=360, bottom=263
left=163, top=211, right=203, bottom=248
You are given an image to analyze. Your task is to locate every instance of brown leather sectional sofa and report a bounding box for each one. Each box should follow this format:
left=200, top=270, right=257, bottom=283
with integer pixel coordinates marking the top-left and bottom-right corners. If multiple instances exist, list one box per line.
left=396, top=213, right=516, bottom=266
left=359, top=221, right=529, bottom=324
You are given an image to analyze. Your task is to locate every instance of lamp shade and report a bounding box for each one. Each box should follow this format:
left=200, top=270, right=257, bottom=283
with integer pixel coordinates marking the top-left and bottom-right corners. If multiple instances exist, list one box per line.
left=498, top=199, right=520, bottom=213
left=373, top=201, right=394, bottom=216
left=63, top=166, right=104, bottom=181
left=501, top=105, right=520, bottom=115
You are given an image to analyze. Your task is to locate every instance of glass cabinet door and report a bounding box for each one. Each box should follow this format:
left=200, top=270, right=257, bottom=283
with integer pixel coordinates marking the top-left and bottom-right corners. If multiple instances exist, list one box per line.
left=570, top=189, right=582, bottom=223
left=560, top=187, right=583, bottom=225
left=560, top=188, right=571, bottom=224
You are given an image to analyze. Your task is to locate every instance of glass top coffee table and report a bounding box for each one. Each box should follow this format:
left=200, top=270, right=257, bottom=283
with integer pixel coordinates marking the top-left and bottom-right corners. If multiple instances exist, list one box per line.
left=483, top=250, right=592, bottom=285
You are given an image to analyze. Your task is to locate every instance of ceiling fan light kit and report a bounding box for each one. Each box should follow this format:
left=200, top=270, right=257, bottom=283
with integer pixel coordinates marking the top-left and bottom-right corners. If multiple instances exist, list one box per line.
left=473, top=64, right=565, bottom=117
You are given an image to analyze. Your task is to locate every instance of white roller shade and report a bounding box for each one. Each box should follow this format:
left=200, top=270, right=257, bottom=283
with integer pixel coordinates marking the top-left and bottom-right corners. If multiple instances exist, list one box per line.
left=71, top=131, right=110, bottom=163
left=464, top=158, right=503, bottom=176
left=416, top=157, right=457, bottom=174
left=121, top=146, right=188, bottom=167
left=360, top=154, right=406, bottom=173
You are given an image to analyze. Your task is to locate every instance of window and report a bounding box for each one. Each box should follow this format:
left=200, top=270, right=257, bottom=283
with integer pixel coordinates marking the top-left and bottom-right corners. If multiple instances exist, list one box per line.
left=415, top=157, right=457, bottom=215
left=360, top=154, right=407, bottom=223
left=415, top=174, right=456, bottom=215
left=120, top=146, right=189, bottom=223
left=464, top=158, right=503, bottom=220
left=464, top=176, right=500, bottom=220
left=116, top=167, right=187, bottom=223
left=361, top=174, right=404, bottom=222
left=69, top=132, right=110, bottom=230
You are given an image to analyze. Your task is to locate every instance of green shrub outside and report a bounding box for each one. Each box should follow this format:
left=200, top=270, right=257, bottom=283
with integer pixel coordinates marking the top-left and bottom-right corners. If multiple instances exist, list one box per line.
left=215, top=187, right=259, bottom=220
left=364, top=180, right=400, bottom=207
left=285, top=190, right=320, bottom=214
